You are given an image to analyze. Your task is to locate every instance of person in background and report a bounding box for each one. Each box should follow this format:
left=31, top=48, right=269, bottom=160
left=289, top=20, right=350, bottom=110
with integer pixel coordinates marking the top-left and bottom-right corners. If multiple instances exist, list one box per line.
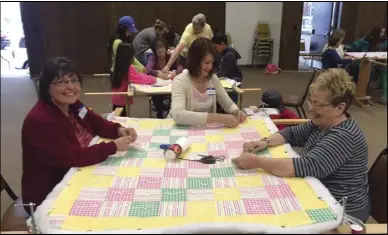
left=111, top=43, right=156, bottom=117
left=132, top=19, right=167, bottom=66
left=322, top=33, right=354, bottom=70
left=261, top=90, right=299, bottom=130
left=146, top=38, right=184, bottom=118
left=161, top=13, right=213, bottom=72
left=169, top=37, right=246, bottom=127
left=165, top=25, right=181, bottom=49
left=22, top=57, right=137, bottom=211
left=346, top=26, right=382, bottom=52
left=212, top=33, right=243, bottom=104
left=377, top=28, right=387, bottom=105
left=108, top=16, right=145, bottom=77
left=322, top=28, right=346, bottom=58
left=234, top=69, right=369, bottom=222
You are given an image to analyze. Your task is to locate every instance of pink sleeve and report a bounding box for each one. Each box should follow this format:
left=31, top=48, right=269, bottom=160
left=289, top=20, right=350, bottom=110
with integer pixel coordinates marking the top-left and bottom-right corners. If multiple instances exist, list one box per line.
left=128, top=65, right=156, bottom=85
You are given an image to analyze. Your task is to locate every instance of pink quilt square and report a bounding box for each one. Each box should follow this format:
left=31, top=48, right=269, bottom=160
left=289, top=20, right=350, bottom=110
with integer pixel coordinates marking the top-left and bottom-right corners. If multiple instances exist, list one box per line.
left=241, top=132, right=261, bottom=141
left=225, top=140, right=245, bottom=150
left=243, top=199, right=275, bottom=215
left=261, top=174, right=286, bottom=186
left=106, top=188, right=135, bottom=201
left=266, top=185, right=295, bottom=199
left=137, top=176, right=162, bottom=189
left=69, top=200, right=102, bottom=217
left=188, top=129, right=206, bottom=136
left=164, top=168, right=187, bottom=178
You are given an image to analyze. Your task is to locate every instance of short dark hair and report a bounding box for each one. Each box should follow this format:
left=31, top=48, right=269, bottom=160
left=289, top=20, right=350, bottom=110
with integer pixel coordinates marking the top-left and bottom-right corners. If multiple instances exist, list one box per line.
left=187, top=37, right=218, bottom=78
left=211, top=33, right=228, bottom=45
left=150, top=38, right=168, bottom=56
left=332, top=28, right=346, bottom=38
left=328, top=33, right=342, bottom=47
left=38, top=57, right=83, bottom=103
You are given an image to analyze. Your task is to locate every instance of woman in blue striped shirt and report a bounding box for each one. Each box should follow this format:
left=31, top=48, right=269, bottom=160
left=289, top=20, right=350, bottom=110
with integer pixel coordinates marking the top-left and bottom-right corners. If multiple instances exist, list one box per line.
left=233, top=69, right=369, bottom=222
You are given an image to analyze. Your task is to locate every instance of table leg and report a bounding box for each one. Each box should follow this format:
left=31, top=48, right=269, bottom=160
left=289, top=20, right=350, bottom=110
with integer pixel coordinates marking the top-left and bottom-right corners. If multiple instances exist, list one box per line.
left=354, top=59, right=374, bottom=107
left=126, top=96, right=131, bottom=117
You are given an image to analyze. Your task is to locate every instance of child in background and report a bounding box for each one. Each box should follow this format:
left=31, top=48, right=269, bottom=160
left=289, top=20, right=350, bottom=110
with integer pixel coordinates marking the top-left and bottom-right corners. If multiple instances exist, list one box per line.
left=261, top=90, right=299, bottom=130
left=111, top=42, right=156, bottom=116
left=322, top=33, right=354, bottom=70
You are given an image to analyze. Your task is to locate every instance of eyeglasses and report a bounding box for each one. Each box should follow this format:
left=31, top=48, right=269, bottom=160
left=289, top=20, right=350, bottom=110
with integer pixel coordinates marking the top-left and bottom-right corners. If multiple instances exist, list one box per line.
left=52, top=78, right=80, bottom=87
left=306, top=99, right=332, bottom=110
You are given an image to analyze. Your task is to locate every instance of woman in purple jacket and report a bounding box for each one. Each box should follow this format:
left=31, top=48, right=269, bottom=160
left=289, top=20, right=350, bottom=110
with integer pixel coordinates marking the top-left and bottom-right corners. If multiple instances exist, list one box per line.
left=146, top=38, right=183, bottom=118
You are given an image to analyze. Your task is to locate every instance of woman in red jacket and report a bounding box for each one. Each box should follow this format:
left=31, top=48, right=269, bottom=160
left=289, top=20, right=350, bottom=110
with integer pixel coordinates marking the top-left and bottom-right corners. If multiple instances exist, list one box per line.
left=21, top=57, right=137, bottom=211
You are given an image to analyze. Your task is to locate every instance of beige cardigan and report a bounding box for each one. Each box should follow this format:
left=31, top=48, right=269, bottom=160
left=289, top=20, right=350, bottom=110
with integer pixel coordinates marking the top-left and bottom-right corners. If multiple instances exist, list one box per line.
left=169, top=69, right=239, bottom=125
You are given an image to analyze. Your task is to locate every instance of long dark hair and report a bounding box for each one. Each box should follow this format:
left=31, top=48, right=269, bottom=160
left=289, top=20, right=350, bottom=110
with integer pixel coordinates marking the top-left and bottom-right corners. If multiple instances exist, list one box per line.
left=107, top=24, right=130, bottom=58
left=111, top=42, right=134, bottom=88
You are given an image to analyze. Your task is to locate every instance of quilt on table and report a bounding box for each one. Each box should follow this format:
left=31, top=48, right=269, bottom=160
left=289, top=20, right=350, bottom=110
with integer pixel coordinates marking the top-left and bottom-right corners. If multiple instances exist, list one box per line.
left=45, top=118, right=338, bottom=231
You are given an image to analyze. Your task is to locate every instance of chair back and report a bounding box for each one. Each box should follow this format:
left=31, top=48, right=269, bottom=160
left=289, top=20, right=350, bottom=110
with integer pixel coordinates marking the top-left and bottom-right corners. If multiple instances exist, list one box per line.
left=1, top=174, right=18, bottom=201
left=368, top=148, right=387, bottom=223
left=300, top=69, right=322, bottom=104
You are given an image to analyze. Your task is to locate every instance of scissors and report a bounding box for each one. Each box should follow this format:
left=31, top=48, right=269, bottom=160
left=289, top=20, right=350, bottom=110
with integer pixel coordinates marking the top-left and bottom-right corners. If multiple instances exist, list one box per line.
left=178, top=154, right=226, bottom=164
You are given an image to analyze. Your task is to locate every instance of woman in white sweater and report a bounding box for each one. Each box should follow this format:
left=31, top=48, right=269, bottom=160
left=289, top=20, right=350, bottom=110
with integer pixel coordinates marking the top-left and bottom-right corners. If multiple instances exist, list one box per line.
left=169, top=38, right=246, bottom=127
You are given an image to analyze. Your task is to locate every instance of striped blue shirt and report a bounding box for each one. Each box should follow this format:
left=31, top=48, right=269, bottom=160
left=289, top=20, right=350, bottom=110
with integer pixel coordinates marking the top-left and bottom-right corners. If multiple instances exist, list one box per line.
left=279, top=119, right=369, bottom=213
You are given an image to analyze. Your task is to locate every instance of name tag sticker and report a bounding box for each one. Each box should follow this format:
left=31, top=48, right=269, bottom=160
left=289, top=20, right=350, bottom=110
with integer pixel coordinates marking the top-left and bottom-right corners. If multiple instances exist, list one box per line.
left=78, top=106, right=88, bottom=119
left=207, top=88, right=216, bottom=95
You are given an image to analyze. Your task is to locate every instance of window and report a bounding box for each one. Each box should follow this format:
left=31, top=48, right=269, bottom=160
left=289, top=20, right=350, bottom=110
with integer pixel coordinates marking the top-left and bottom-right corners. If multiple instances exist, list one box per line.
left=19, top=37, right=25, bottom=48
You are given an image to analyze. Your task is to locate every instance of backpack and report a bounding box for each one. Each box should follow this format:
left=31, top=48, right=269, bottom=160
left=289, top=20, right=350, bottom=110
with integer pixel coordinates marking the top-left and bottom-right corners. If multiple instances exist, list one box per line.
left=265, top=64, right=281, bottom=75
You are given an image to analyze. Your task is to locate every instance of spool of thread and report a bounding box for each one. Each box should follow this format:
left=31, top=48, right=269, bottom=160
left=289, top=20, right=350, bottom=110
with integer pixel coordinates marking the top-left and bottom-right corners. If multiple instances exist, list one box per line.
left=351, top=224, right=363, bottom=234
left=164, top=137, right=189, bottom=161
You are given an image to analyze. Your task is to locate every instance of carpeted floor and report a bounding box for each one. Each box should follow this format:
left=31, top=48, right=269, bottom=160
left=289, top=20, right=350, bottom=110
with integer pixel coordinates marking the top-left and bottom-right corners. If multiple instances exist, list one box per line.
left=1, top=68, right=386, bottom=221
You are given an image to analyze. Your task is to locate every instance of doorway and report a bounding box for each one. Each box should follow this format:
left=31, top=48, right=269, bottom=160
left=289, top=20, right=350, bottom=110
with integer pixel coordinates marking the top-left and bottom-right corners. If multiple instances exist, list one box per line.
left=299, top=2, right=342, bottom=70
left=1, top=2, right=29, bottom=76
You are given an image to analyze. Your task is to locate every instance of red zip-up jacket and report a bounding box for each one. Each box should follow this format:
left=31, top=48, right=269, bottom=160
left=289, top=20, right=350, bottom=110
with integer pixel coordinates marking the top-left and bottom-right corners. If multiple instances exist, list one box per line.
left=269, top=108, right=300, bottom=130
left=21, top=99, right=121, bottom=209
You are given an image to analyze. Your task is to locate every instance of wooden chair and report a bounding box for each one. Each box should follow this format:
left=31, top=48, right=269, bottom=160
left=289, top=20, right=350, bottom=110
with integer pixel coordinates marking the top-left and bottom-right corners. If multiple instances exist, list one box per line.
left=368, top=148, right=387, bottom=223
left=284, top=69, right=322, bottom=118
left=1, top=175, right=28, bottom=231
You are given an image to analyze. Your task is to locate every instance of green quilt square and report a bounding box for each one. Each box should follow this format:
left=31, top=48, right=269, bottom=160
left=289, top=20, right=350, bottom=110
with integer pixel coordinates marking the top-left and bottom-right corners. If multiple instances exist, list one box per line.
left=153, top=129, right=171, bottom=136
left=162, top=188, right=187, bottom=202
left=187, top=178, right=213, bottom=189
left=129, top=202, right=160, bottom=217
left=126, top=149, right=147, bottom=158
left=149, top=142, right=162, bottom=149
left=101, top=157, right=125, bottom=166
left=169, top=136, right=185, bottom=144
left=173, top=125, right=188, bottom=130
left=306, top=208, right=337, bottom=223
left=210, top=168, right=235, bottom=177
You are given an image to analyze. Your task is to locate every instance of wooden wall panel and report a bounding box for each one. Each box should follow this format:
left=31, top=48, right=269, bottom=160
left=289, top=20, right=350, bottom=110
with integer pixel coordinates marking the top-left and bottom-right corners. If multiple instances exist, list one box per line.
left=21, top=2, right=225, bottom=76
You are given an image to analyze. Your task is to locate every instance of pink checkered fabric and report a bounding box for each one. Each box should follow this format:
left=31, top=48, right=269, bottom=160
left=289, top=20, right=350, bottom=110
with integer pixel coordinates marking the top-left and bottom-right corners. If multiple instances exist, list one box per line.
left=243, top=199, right=275, bottom=215
left=241, top=132, right=261, bottom=141
left=106, top=188, right=135, bottom=201
left=164, top=168, right=187, bottom=178
left=261, top=174, right=286, bottom=186
left=188, top=129, right=206, bottom=136
left=137, top=176, right=162, bottom=189
left=69, top=200, right=102, bottom=217
left=225, top=140, right=245, bottom=149
left=266, top=185, right=295, bottom=199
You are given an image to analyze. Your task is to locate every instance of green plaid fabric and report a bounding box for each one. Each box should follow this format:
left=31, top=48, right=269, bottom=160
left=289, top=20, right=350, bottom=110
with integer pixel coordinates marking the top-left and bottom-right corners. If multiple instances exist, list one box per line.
left=210, top=168, right=235, bottom=178
left=187, top=178, right=213, bottom=189
left=169, top=136, right=185, bottom=144
left=101, top=157, right=125, bottom=166
left=126, top=149, right=147, bottom=158
left=306, top=208, right=337, bottom=223
left=153, top=129, right=171, bottom=136
left=162, top=188, right=187, bottom=202
left=129, top=202, right=160, bottom=217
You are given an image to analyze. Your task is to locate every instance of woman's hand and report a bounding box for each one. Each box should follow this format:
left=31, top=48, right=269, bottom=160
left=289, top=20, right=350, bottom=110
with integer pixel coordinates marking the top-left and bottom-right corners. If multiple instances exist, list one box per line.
left=243, top=140, right=268, bottom=153
left=118, top=127, right=137, bottom=142
left=219, top=114, right=239, bottom=128
left=113, top=136, right=132, bottom=151
left=161, top=64, right=171, bottom=74
left=232, top=110, right=247, bottom=123
left=157, top=71, right=170, bottom=80
left=232, top=152, right=260, bottom=170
